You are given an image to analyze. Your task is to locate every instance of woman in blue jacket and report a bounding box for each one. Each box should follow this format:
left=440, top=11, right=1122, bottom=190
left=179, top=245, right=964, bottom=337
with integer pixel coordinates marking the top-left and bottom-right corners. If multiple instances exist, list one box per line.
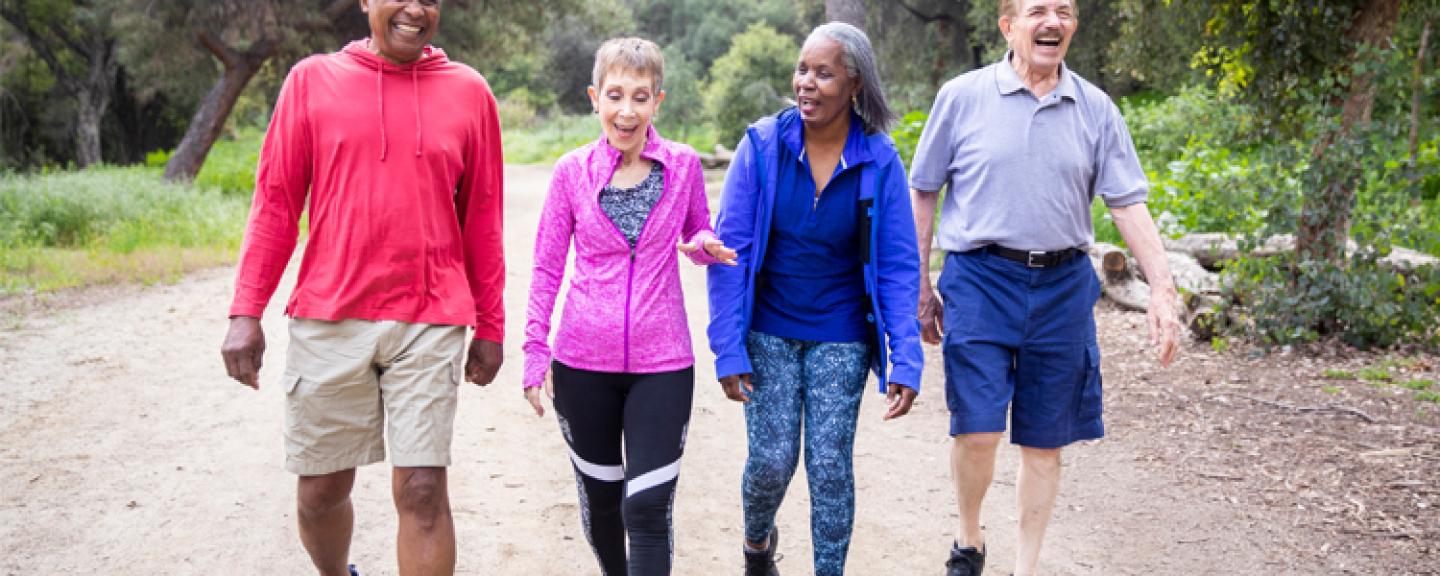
left=706, top=22, right=924, bottom=576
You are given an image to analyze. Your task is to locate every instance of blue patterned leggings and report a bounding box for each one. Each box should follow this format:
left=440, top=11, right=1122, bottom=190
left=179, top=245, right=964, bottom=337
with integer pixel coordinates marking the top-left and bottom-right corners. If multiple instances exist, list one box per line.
left=742, top=331, right=870, bottom=576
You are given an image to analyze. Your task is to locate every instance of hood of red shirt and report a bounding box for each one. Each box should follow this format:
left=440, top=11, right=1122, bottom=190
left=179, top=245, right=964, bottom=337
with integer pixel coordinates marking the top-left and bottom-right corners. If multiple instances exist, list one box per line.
left=340, top=39, right=451, bottom=160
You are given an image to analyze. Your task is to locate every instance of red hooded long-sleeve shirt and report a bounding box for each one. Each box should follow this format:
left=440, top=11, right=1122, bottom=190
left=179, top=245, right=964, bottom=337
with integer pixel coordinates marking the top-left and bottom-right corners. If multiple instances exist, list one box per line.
left=229, top=40, right=504, bottom=342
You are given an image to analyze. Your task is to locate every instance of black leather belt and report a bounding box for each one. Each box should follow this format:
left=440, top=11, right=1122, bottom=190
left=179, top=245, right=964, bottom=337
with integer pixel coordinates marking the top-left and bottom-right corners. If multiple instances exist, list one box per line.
left=984, top=245, right=1083, bottom=268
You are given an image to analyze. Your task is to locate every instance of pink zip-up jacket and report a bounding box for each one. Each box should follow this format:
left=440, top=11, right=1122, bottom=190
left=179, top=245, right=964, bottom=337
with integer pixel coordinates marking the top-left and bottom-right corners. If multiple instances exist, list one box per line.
left=523, top=126, right=719, bottom=388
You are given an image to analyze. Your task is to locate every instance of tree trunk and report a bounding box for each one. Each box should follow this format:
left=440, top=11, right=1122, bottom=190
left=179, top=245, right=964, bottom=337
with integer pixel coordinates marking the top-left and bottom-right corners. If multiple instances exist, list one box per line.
left=1410, top=20, right=1432, bottom=166
left=0, top=5, right=118, bottom=168
left=826, top=0, right=867, bottom=30
left=73, top=88, right=104, bottom=167
left=163, top=32, right=277, bottom=183
left=72, top=38, right=118, bottom=168
left=1295, top=0, right=1401, bottom=264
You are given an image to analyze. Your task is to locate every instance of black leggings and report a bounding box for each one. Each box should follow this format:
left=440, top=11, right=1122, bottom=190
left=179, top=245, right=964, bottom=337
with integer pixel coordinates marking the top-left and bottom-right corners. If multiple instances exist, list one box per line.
left=551, top=361, right=694, bottom=576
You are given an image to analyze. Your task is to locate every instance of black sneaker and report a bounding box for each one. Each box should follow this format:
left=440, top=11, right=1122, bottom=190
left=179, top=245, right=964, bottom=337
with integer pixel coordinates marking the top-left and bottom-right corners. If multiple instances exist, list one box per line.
left=743, top=527, right=780, bottom=576
left=945, top=543, right=984, bottom=576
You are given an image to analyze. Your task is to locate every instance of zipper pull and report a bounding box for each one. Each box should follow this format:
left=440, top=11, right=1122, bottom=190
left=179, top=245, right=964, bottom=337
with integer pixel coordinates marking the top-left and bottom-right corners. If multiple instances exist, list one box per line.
left=630, top=246, right=636, bottom=261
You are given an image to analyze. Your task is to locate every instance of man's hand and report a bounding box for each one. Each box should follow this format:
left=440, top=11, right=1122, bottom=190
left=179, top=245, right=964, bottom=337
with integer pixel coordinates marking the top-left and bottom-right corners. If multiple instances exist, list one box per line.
left=918, top=286, right=945, bottom=345
left=1149, top=289, right=1182, bottom=367
left=720, top=373, right=753, bottom=402
left=883, top=383, right=917, bottom=420
left=221, top=316, right=265, bottom=390
left=465, top=339, right=502, bottom=386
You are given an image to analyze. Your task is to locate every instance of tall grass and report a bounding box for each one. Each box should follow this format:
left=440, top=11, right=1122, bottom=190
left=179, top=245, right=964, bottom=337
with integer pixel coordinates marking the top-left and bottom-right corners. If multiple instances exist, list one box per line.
left=195, top=128, right=263, bottom=196
left=0, top=166, right=250, bottom=293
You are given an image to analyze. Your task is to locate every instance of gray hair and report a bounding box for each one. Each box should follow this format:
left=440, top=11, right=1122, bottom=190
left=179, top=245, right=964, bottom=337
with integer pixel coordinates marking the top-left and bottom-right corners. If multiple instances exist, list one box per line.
left=806, top=22, right=896, bottom=135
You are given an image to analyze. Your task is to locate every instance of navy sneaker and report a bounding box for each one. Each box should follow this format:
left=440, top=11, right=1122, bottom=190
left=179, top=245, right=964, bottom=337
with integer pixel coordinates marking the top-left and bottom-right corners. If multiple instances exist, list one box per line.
left=348, top=565, right=360, bottom=576
left=743, top=527, right=780, bottom=576
left=945, top=543, right=984, bottom=576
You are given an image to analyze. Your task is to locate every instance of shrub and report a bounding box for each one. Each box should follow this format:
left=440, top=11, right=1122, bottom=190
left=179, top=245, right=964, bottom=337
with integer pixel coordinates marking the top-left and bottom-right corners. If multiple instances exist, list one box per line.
left=195, top=127, right=264, bottom=196
left=0, top=166, right=249, bottom=293
left=704, top=23, right=797, bottom=148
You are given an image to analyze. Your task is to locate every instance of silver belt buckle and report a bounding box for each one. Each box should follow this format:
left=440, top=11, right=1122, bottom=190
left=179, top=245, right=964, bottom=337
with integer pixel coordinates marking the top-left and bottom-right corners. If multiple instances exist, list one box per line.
left=1027, top=251, right=1045, bottom=268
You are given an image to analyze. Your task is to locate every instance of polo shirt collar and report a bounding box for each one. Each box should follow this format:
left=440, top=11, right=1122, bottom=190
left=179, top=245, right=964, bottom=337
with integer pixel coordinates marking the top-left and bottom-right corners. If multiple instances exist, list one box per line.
left=995, top=50, right=1076, bottom=101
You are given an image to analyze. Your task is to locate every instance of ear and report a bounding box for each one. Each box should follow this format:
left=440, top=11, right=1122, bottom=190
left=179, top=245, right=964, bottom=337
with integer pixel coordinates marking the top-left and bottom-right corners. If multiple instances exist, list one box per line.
left=999, top=15, right=1012, bottom=42
left=359, top=0, right=371, bottom=14
left=587, top=85, right=599, bottom=113
left=654, top=89, right=666, bottom=112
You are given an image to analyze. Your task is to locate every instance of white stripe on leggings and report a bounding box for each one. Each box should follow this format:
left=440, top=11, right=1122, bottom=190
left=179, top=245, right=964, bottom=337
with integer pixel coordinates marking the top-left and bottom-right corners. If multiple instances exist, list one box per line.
left=626, top=458, right=682, bottom=498
left=569, top=446, right=625, bottom=482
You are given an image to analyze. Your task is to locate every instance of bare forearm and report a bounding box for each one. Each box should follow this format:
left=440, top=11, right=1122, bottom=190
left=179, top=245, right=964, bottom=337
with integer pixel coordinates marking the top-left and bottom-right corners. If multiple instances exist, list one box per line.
left=1110, top=203, right=1175, bottom=294
left=912, top=188, right=939, bottom=289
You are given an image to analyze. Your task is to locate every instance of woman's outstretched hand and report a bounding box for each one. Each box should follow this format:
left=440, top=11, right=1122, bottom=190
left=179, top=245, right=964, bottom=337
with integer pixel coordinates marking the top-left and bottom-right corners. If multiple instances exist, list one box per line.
left=678, top=237, right=738, bottom=266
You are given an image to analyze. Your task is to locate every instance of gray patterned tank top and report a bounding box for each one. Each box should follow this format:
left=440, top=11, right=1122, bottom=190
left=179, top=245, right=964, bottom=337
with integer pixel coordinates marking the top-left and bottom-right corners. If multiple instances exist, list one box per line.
left=599, top=162, right=664, bottom=248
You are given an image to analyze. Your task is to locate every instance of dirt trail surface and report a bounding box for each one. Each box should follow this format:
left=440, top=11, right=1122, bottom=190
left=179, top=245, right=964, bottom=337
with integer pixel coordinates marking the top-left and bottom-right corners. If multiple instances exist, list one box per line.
left=2, top=164, right=1434, bottom=575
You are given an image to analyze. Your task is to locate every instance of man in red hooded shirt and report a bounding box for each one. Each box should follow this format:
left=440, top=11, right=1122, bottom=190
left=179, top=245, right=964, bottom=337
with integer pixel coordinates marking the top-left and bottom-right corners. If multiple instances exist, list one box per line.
left=219, top=1, right=504, bottom=574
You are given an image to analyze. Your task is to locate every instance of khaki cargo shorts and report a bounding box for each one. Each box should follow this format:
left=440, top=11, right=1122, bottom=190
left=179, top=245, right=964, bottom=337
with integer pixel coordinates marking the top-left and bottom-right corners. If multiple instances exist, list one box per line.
left=281, top=318, right=466, bottom=476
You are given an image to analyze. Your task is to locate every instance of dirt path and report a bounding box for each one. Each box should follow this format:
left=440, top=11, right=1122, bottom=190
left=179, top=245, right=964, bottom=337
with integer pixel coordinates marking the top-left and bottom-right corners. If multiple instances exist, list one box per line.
left=0, top=164, right=1362, bottom=575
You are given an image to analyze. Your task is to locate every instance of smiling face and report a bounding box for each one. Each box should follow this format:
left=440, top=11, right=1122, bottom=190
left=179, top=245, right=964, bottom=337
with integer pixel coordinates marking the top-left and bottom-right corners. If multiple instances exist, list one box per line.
left=588, top=67, right=665, bottom=157
left=1001, top=0, right=1077, bottom=75
left=361, top=0, right=441, bottom=64
left=793, top=37, right=860, bottom=132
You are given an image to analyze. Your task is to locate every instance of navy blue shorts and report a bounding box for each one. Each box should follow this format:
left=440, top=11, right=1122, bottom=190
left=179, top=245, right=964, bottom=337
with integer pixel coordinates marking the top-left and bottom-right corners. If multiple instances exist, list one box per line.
left=939, top=248, right=1104, bottom=448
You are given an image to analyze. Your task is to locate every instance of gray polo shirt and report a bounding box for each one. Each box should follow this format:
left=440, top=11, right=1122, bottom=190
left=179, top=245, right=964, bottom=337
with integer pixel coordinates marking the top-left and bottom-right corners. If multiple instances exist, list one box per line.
left=909, top=52, right=1148, bottom=253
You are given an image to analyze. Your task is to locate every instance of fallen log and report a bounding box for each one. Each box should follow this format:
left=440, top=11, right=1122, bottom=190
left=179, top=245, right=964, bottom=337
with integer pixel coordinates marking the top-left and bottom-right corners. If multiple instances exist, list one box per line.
left=698, top=144, right=735, bottom=169
left=1091, top=243, right=1152, bottom=313
left=1165, top=233, right=1438, bottom=272
left=1163, top=233, right=1298, bottom=269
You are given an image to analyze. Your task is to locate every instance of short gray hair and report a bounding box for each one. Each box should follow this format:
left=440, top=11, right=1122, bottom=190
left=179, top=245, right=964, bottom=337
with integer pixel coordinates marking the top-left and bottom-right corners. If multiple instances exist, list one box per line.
left=806, top=22, right=896, bottom=135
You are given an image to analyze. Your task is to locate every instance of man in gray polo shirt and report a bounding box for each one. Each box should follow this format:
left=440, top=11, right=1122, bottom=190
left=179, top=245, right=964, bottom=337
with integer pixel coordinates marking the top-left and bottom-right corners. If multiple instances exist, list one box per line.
left=908, top=1, right=1181, bottom=575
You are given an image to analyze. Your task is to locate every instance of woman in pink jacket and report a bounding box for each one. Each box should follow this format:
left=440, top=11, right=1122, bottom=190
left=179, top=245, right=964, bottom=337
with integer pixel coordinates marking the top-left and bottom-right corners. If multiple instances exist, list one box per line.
left=522, top=37, right=735, bottom=576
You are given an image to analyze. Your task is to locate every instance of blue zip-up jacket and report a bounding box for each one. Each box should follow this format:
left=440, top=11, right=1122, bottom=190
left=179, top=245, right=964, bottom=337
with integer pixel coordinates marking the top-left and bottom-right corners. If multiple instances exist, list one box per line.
left=707, top=108, right=924, bottom=393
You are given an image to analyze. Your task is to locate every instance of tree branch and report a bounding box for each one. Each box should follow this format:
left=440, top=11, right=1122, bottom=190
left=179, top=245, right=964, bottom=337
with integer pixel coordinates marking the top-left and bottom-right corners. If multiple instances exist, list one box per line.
left=196, top=28, right=241, bottom=69
left=1409, top=20, right=1431, bottom=166
left=44, top=18, right=89, bottom=60
left=323, top=0, right=355, bottom=22
left=889, top=0, right=953, bottom=24
left=0, top=5, right=77, bottom=90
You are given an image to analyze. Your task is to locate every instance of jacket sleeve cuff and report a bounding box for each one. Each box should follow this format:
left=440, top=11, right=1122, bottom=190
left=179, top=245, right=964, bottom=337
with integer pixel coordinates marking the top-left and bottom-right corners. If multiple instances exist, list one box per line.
left=472, top=323, right=503, bottom=343
left=886, top=364, right=922, bottom=394
left=684, top=230, right=721, bottom=266
left=523, top=353, right=550, bottom=389
left=228, top=303, right=264, bottom=318
left=715, top=352, right=753, bottom=380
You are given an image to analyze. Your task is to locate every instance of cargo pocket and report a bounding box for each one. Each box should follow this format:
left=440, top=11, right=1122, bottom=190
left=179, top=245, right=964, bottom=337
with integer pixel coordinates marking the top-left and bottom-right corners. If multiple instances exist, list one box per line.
left=281, top=372, right=307, bottom=447
left=282, top=372, right=303, bottom=395
left=1077, top=343, right=1103, bottom=421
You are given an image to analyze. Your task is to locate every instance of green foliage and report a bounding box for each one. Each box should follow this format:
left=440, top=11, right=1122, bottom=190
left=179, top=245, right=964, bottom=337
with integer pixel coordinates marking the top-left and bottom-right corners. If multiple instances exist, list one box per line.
left=1416, top=391, right=1440, bottom=404
left=537, top=0, right=637, bottom=113
left=0, top=166, right=245, bottom=250
left=0, top=165, right=249, bottom=292
left=704, top=23, right=796, bottom=148
left=1322, top=369, right=1355, bottom=380
left=890, top=110, right=927, bottom=172
left=501, top=114, right=598, bottom=164
left=1321, top=385, right=1341, bottom=394
left=1399, top=380, right=1435, bottom=391
left=655, top=46, right=706, bottom=140
left=497, top=88, right=541, bottom=131
left=629, top=0, right=800, bottom=71
left=1357, top=366, right=1394, bottom=382
left=194, top=127, right=263, bottom=196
